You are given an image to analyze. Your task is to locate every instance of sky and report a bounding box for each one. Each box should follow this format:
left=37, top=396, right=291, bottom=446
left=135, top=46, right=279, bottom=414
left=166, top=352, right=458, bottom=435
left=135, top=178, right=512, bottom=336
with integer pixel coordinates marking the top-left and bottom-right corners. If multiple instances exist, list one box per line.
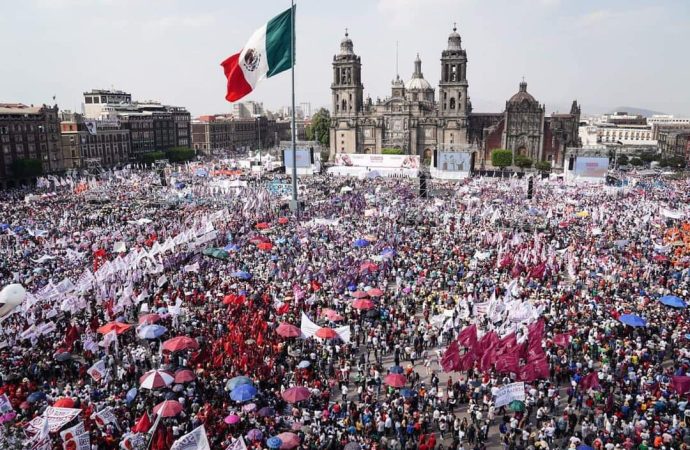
left=1, top=0, right=689, bottom=117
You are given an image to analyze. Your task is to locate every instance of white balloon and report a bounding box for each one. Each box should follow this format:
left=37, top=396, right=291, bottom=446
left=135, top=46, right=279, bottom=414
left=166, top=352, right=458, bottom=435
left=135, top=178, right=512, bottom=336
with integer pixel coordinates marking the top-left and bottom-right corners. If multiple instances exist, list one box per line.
left=0, top=283, right=26, bottom=317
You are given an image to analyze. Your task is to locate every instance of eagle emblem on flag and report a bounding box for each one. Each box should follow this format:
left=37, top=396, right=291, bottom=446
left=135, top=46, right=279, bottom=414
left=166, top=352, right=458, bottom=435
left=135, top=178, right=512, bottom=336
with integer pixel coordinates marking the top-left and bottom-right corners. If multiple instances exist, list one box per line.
left=243, top=49, right=261, bottom=72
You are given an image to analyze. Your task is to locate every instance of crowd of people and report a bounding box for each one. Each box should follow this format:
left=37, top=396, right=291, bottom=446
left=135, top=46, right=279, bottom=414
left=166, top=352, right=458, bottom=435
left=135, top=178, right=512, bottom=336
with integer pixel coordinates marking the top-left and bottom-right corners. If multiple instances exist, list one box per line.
left=0, top=163, right=689, bottom=450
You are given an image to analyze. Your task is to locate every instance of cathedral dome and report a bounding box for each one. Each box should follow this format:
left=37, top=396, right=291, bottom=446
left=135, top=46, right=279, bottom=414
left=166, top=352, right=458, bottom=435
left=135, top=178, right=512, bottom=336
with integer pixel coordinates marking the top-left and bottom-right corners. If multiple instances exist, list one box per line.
left=447, top=24, right=462, bottom=51
left=404, top=54, right=433, bottom=91
left=339, top=29, right=354, bottom=56
left=508, top=81, right=537, bottom=105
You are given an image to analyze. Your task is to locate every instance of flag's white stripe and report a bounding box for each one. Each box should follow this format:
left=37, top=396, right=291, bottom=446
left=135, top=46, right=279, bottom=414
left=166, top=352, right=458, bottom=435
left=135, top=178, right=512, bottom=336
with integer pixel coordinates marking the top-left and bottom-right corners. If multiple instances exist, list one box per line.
left=239, top=24, right=269, bottom=89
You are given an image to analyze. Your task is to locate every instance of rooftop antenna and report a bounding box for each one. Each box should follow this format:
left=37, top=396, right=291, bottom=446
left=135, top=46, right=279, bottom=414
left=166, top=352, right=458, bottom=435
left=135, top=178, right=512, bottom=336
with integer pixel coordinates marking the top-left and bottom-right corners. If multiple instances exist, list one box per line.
left=395, top=40, right=399, bottom=79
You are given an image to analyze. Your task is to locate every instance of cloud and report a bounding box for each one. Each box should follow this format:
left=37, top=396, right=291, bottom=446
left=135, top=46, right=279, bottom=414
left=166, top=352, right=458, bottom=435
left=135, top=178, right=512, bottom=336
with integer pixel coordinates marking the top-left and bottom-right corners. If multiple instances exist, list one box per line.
left=578, top=9, right=615, bottom=27
left=144, top=14, right=216, bottom=31
left=377, top=0, right=459, bottom=28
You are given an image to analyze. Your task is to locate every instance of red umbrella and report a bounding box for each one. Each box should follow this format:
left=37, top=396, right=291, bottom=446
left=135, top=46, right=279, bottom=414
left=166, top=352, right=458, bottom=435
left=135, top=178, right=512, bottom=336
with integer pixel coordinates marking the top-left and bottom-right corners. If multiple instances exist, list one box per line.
left=384, top=373, right=407, bottom=388
left=352, top=299, right=375, bottom=310
left=278, top=217, right=289, bottom=225
left=351, top=290, right=369, bottom=298
left=223, top=294, right=245, bottom=306
left=138, top=314, right=161, bottom=325
left=162, top=336, right=199, bottom=352
left=97, top=322, right=133, bottom=335
left=139, top=370, right=174, bottom=389
left=653, top=254, right=668, bottom=262
left=257, top=242, right=274, bottom=251
left=366, top=288, right=384, bottom=297
left=174, top=369, right=196, bottom=384
left=321, top=309, right=344, bottom=321
left=276, top=432, right=300, bottom=449
left=53, top=397, right=75, bottom=408
left=255, top=222, right=270, bottom=230
left=315, top=327, right=338, bottom=340
left=276, top=323, right=301, bottom=338
left=359, top=262, right=379, bottom=273
left=281, top=387, right=311, bottom=404
left=153, top=400, right=183, bottom=417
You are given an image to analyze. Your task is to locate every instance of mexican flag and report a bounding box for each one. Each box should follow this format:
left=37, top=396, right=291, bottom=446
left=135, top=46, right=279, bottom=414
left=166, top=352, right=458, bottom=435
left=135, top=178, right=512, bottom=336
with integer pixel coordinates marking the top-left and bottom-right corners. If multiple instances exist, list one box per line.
left=221, top=6, right=295, bottom=102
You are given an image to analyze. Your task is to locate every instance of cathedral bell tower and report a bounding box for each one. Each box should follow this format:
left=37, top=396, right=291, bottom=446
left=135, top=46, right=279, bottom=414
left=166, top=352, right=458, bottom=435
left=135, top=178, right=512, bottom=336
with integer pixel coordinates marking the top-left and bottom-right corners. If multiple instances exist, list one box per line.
left=438, top=24, right=469, bottom=145
left=331, top=29, right=363, bottom=118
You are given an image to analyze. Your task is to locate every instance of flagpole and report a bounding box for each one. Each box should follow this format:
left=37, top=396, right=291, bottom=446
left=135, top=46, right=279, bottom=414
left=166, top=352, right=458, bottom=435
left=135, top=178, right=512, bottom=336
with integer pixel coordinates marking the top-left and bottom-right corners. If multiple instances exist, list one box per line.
left=289, top=0, right=299, bottom=212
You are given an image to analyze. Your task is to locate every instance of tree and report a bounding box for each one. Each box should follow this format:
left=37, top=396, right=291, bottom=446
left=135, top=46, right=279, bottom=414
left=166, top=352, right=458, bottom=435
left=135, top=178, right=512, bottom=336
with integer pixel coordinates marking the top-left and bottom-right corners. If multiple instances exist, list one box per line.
left=305, top=108, right=330, bottom=147
left=534, top=160, right=552, bottom=173
left=629, top=157, right=643, bottom=167
left=381, top=148, right=404, bottom=155
left=165, top=147, right=195, bottom=163
left=666, top=155, right=686, bottom=168
left=139, top=151, right=166, bottom=165
left=491, top=149, right=513, bottom=169
left=11, top=159, right=43, bottom=177
left=617, top=154, right=629, bottom=166
left=514, top=155, right=533, bottom=171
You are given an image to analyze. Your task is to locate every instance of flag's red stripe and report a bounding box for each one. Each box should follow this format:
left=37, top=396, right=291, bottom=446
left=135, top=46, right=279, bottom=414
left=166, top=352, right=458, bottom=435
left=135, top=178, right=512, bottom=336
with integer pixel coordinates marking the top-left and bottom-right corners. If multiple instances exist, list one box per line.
left=221, top=52, right=253, bottom=102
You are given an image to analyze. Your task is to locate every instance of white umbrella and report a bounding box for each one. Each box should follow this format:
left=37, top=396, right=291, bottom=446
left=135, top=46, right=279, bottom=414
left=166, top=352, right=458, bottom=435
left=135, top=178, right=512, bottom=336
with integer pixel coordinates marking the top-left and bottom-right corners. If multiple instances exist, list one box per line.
left=139, top=370, right=174, bottom=390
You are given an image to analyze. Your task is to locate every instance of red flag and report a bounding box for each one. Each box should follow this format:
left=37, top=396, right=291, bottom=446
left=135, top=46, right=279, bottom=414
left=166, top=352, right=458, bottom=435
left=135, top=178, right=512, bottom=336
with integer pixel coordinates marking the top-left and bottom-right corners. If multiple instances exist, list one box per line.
left=477, top=331, right=499, bottom=353
left=552, top=333, right=571, bottom=347
left=580, top=371, right=601, bottom=390
left=131, top=412, right=152, bottom=433
left=310, top=280, right=321, bottom=292
left=670, top=376, right=690, bottom=395
left=457, top=324, right=477, bottom=348
left=527, top=319, right=545, bottom=341
left=495, top=333, right=517, bottom=356
left=518, top=364, right=536, bottom=382
left=479, top=345, right=498, bottom=371
left=440, top=341, right=460, bottom=372
left=458, top=350, right=476, bottom=371
left=495, top=355, right=520, bottom=374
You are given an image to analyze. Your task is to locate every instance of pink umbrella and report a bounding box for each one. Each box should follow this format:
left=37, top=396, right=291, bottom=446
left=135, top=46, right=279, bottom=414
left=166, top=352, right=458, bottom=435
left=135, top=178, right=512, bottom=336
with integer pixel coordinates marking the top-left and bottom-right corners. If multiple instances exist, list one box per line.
left=138, top=313, right=161, bottom=325
left=352, top=299, right=375, bottom=310
left=351, top=290, right=369, bottom=298
left=153, top=400, right=183, bottom=417
left=315, top=327, right=338, bottom=340
left=384, top=373, right=407, bottom=388
left=276, top=323, right=301, bottom=338
left=281, top=387, right=311, bottom=404
left=139, top=370, right=174, bottom=390
left=277, top=432, right=300, bottom=449
left=359, top=262, right=379, bottom=273
left=321, top=309, right=344, bottom=322
left=366, top=288, right=384, bottom=297
left=174, top=369, right=196, bottom=384
left=162, top=336, right=199, bottom=352
left=224, top=414, right=241, bottom=425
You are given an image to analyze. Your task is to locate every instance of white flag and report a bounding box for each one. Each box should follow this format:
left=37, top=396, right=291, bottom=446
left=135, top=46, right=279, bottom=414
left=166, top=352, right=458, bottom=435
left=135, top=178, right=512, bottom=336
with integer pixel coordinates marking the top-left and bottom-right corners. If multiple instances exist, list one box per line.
left=226, top=436, right=247, bottom=450
left=170, top=425, right=211, bottom=450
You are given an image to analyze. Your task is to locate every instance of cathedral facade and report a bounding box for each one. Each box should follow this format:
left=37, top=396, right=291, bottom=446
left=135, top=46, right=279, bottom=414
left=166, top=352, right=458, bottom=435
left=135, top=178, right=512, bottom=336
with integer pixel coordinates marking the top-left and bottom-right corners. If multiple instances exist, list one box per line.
left=329, top=27, right=581, bottom=168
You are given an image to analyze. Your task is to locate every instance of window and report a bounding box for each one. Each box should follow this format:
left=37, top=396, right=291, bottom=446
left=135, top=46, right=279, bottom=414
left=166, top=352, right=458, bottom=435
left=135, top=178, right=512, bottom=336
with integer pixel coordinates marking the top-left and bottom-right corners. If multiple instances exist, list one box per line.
left=94, top=97, right=100, bottom=104
left=101, top=96, right=107, bottom=103
left=449, top=98, right=456, bottom=110
left=85, top=97, right=93, bottom=104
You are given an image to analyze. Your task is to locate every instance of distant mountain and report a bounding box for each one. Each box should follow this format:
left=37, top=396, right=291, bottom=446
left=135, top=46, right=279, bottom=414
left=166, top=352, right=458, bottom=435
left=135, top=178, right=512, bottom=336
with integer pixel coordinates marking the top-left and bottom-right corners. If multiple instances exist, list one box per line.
left=608, top=106, right=667, bottom=117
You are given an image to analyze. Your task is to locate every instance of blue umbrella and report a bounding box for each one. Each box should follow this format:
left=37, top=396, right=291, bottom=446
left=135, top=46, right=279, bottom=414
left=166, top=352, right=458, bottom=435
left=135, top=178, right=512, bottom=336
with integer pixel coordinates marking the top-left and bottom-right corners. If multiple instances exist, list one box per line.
left=231, top=384, right=257, bottom=402
left=137, top=325, right=168, bottom=339
left=389, top=365, right=404, bottom=374
left=157, top=307, right=168, bottom=314
left=27, top=391, right=46, bottom=403
left=660, top=295, right=686, bottom=308
left=267, top=437, right=282, bottom=449
left=297, top=360, right=311, bottom=369
left=227, top=376, right=253, bottom=391
left=175, top=182, right=186, bottom=189
left=224, top=243, right=240, bottom=252
left=577, top=446, right=594, bottom=450
left=619, top=314, right=647, bottom=328
left=353, top=239, right=369, bottom=248
left=0, top=224, right=8, bottom=231
left=400, top=388, right=415, bottom=398
left=380, top=248, right=396, bottom=258
left=231, top=271, right=252, bottom=280
left=126, top=388, right=138, bottom=404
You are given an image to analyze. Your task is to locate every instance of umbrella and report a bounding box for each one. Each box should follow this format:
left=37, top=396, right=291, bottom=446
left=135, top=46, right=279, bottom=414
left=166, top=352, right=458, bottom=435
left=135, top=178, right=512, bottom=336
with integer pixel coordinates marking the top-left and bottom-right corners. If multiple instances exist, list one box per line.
left=174, top=369, right=196, bottom=384
left=138, top=313, right=161, bottom=325
left=97, top=322, right=132, bottom=335
left=281, top=387, right=311, bottom=404
left=162, top=336, right=199, bottom=352
left=153, top=400, right=183, bottom=417
left=344, top=443, right=362, bottom=450
left=380, top=248, right=396, bottom=258
left=509, top=400, right=525, bottom=412
left=352, top=299, right=375, bottom=310
left=359, top=262, right=379, bottom=272
left=315, top=327, right=338, bottom=340
left=366, top=288, right=384, bottom=297
left=231, top=271, right=252, bottom=280
left=224, top=243, right=241, bottom=252
left=257, top=242, right=273, bottom=251
left=126, top=388, right=138, bottom=404
left=54, top=351, right=72, bottom=362
left=202, top=247, right=229, bottom=260
left=278, top=217, right=289, bottom=225
left=246, top=429, right=264, bottom=441
left=258, top=406, right=275, bottom=417
left=577, top=446, right=594, bottom=450
left=137, top=324, right=168, bottom=339
left=231, top=384, right=257, bottom=402
left=660, top=295, right=686, bottom=308
left=618, top=314, right=647, bottom=328
left=276, top=432, right=300, bottom=449
left=242, top=403, right=257, bottom=413
left=227, top=376, right=253, bottom=391
left=353, top=239, right=369, bottom=248
left=296, top=360, right=311, bottom=369
left=267, top=437, right=282, bottom=449
left=365, top=309, right=380, bottom=319
left=384, top=374, right=407, bottom=388
left=321, top=309, right=344, bottom=322
left=53, top=397, right=75, bottom=408
left=139, top=370, right=174, bottom=390
left=27, top=392, right=46, bottom=403
left=255, top=222, right=271, bottom=229
left=389, top=365, right=404, bottom=374
left=276, top=323, right=301, bottom=338
left=351, top=290, right=369, bottom=298
left=400, top=388, right=415, bottom=398
left=224, top=414, right=241, bottom=425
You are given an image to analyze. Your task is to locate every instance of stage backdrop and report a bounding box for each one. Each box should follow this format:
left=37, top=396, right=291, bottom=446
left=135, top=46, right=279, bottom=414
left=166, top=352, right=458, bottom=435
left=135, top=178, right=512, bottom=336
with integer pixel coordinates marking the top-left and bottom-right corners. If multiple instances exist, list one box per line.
left=435, top=152, right=472, bottom=172
left=574, top=157, right=609, bottom=178
left=334, top=153, right=419, bottom=169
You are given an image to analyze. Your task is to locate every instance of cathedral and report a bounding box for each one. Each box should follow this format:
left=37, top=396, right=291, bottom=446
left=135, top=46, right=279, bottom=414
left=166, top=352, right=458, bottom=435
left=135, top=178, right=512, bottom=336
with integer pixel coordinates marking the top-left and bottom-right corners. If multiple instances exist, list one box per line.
left=329, top=26, right=581, bottom=168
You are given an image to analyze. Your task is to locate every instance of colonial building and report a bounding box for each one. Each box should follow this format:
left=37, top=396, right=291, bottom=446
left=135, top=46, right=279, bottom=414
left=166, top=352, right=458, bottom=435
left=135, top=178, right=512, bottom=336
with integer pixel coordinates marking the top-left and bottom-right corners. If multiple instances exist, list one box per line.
left=60, top=113, right=131, bottom=170
left=329, top=27, right=581, bottom=168
left=191, top=115, right=291, bottom=154
left=0, top=103, right=63, bottom=187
